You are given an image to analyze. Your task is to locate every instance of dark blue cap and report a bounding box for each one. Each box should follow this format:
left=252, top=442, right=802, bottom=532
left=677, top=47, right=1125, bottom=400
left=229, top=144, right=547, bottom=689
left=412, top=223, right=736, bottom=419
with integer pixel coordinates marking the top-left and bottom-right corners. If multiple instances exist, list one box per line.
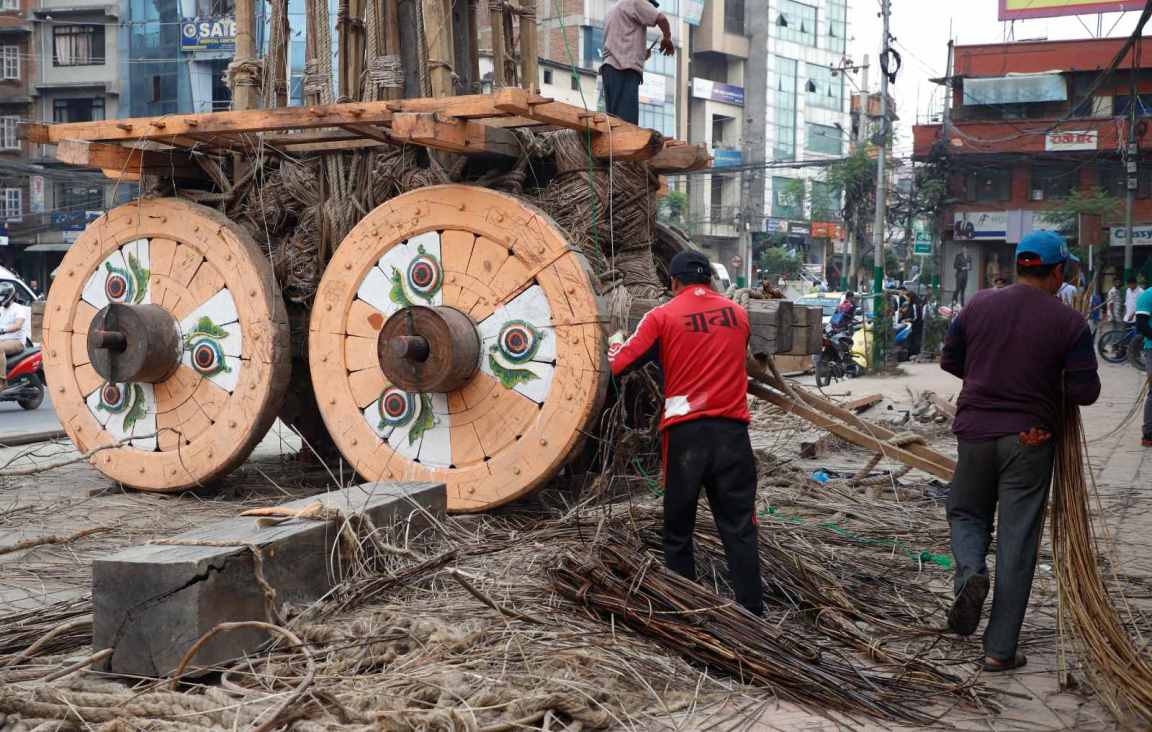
left=669, top=250, right=711, bottom=280
left=1016, top=230, right=1078, bottom=267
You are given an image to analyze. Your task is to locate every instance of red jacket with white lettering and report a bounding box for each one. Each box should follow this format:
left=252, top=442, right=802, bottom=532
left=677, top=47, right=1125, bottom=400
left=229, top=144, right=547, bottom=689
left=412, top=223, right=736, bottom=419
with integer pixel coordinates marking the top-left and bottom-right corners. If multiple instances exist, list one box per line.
left=609, top=286, right=751, bottom=430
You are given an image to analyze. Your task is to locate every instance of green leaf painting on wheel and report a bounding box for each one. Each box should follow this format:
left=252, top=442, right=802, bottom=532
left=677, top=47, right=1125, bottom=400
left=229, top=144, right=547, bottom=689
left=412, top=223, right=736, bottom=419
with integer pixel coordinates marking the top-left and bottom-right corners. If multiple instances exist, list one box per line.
left=389, top=244, right=444, bottom=307
left=126, top=253, right=150, bottom=304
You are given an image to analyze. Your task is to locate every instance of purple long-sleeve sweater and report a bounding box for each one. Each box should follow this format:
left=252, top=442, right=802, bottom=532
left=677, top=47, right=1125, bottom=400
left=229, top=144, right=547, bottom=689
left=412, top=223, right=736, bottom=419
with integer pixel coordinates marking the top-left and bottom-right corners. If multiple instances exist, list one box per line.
left=940, top=284, right=1100, bottom=441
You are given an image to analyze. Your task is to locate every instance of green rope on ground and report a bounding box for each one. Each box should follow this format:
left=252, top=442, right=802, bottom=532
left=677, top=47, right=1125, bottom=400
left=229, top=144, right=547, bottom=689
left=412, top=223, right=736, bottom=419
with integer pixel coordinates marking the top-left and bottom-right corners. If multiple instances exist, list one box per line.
left=633, top=459, right=952, bottom=569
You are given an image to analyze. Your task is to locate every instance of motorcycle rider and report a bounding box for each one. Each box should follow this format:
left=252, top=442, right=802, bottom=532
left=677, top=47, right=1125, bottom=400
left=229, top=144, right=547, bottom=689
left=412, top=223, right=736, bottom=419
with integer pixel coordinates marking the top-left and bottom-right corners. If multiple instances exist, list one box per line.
left=0, top=282, right=26, bottom=387
left=831, top=291, right=858, bottom=333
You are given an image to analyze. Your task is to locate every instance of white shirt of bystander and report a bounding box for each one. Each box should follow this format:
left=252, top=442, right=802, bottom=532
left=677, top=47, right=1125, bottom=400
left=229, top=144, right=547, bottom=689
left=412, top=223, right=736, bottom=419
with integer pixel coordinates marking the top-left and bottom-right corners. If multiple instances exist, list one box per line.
left=1125, top=286, right=1146, bottom=323
left=0, top=303, right=26, bottom=343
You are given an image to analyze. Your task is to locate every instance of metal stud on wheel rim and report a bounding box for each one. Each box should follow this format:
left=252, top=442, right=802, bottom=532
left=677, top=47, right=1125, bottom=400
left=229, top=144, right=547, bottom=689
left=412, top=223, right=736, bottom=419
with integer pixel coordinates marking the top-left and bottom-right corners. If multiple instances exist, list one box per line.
left=43, top=198, right=290, bottom=491
left=310, top=184, right=608, bottom=512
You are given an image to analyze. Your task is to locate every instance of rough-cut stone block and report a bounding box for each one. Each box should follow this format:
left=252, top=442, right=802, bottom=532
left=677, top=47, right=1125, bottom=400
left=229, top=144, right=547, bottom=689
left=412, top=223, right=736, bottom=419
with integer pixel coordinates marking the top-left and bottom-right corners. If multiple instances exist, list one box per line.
left=92, top=481, right=446, bottom=677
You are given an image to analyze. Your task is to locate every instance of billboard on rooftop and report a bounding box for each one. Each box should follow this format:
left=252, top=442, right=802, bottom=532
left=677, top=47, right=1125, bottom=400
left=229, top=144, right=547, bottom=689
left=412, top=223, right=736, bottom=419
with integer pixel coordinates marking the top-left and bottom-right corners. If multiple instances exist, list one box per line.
left=1000, top=0, right=1145, bottom=20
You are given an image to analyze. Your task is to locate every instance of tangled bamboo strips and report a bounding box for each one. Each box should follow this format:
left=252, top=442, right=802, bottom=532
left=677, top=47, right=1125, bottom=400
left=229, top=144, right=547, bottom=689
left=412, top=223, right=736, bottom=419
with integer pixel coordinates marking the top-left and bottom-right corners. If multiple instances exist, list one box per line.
left=1052, top=406, right=1152, bottom=725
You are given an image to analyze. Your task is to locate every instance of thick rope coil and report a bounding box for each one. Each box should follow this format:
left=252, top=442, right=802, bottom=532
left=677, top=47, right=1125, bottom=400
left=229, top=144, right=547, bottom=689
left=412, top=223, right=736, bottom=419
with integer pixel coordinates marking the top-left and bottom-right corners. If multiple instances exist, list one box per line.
left=369, top=55, right=404, bottom=87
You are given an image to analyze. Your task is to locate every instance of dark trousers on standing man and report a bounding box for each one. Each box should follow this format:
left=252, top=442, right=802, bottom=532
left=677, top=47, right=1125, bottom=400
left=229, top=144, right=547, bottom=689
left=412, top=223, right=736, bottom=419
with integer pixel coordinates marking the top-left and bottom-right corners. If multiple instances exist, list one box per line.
left=601, top=64, right=642, bottom=125
left=954, top=273, right=968, bottom=306
left=947, top=435, right=1056, bottom=660
left=663, top=417, right=763, bottom=615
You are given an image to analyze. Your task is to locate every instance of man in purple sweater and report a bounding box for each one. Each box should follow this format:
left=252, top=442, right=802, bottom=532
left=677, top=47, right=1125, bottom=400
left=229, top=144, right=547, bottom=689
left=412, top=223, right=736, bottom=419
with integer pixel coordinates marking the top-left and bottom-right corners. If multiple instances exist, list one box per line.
left=940, top=230, right=1100, bottom=672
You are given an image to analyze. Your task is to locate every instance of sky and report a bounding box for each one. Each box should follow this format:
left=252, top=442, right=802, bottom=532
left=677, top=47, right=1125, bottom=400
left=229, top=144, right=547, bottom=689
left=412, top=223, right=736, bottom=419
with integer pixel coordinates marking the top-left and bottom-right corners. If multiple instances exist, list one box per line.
left=846, top=0, right=1145, bottom=156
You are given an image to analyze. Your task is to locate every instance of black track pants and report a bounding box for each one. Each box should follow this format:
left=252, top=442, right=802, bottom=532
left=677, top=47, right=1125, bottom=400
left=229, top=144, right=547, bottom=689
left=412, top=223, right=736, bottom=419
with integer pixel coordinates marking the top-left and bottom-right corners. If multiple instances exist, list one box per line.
left=662, top=417, right=763, bottom=614
left=601, top=64, right=641, bottom=124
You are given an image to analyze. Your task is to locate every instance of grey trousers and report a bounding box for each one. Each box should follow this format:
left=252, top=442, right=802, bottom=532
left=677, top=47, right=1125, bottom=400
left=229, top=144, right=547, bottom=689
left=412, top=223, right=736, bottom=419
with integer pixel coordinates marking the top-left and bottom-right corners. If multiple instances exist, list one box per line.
left=1144, top=350, right=1152, bottom=440
left=947, top=435, right=1056, bottom=659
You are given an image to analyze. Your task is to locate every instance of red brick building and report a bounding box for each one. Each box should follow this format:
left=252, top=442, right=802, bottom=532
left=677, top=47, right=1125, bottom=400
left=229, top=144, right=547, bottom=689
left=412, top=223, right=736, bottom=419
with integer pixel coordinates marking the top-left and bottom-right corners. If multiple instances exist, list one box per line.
left=913, top=37, right=1152, bottom=303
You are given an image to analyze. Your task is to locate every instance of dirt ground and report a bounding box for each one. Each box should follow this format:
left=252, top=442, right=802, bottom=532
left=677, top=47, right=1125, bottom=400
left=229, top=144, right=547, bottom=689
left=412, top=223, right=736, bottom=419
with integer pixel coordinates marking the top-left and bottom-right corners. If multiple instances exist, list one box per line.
left=0, top=361, right=1149, bottom=730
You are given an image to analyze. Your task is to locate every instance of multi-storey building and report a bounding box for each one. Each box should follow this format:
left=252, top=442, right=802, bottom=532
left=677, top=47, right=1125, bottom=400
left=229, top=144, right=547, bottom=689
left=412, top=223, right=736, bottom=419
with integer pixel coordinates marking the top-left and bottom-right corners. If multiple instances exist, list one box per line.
left=913, top=37, right=1152, bottom=303
left=0, top=0, right=34, bottom=274
left=684, top=0, right=851, bottom=285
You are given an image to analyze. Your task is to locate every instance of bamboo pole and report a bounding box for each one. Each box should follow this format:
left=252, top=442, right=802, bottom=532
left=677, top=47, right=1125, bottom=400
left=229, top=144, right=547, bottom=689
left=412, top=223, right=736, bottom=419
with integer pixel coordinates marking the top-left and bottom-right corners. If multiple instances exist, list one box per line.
left=490, top=0, right=506, bottom=87
left=233, top=0, right=257, bottom=110
left=520, top=0, right=537, bottom=92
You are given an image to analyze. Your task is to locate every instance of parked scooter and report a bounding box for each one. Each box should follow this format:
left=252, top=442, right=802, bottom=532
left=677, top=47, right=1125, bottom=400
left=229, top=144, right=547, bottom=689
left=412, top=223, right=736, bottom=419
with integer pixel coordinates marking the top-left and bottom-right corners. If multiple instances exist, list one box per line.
left=814, top=320, right=863, bottom=387
left=0, top=345, right=44, bottom=410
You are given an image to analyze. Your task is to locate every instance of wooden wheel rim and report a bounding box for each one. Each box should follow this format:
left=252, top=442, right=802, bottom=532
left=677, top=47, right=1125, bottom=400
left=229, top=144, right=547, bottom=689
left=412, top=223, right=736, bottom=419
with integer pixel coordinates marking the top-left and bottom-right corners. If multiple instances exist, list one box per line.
left=311, top=185, right=608, bottom=512
left=43, top=198, right=290, bottom=491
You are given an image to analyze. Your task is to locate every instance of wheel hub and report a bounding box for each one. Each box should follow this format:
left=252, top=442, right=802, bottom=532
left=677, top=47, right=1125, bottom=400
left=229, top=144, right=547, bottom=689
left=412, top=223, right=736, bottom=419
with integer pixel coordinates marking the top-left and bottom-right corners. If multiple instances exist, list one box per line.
left=377, top=305, right=480, bottom=393
left=87, top=303, right=183, bottom=384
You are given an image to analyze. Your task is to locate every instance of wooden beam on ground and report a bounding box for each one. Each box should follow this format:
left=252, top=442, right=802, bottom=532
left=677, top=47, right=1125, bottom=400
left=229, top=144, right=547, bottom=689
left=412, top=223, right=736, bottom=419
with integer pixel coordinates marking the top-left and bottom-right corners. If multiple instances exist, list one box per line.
left=843, top=393, right=882, bottom=414
left=92, top=481, right=446, bottom=677
left=748, top=381, right=954, bottom=481
left=650, top=141, right=712, bottom=173
left=391, top=112, right=520, bottom=157
left=800, top=431, right=838, bottom=459
left=54, top=140, right=208, bottom=181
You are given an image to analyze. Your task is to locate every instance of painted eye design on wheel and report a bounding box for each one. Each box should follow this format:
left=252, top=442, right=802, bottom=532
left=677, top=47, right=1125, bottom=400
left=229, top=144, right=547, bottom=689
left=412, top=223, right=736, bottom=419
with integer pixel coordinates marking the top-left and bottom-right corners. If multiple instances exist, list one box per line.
left=184, top=316, right=232, bottom=378
left=104, top=264, right=134, bottom=304
left=377, top=387, right=434, bottom=444
left=496, top=320, right=543, bottom=364
left=99, top=383, right=129, bottom=413
left=97, top=382, right=147, bottom=431
left=488, top=320, right=546, bottom=388
left=389, top=244, right=444, bottom=307
left=103, top=253, right=150, bottom=304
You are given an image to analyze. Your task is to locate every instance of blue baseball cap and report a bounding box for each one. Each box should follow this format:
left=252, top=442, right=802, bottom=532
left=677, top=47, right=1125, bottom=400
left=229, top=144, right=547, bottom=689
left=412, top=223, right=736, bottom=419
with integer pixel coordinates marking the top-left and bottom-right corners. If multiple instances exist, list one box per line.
left=1015, top=230, right=1079, bottom=267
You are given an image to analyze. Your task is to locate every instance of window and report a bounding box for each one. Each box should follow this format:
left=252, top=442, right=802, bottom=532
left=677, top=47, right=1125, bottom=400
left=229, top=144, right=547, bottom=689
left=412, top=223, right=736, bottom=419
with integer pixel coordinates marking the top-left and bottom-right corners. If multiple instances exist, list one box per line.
left=965, top=168, right=1013, bottom=203
left=772, top=177, right=804, bottom=218
left=57, top=183, right=102, bottom=211
left=1030, top=161, right=1080, bottom=200
left=638, top=100, right=675, bottom=138
left=811, top=181, right=840, bottom=220
left=1113, top=94, right=1152, bottom=117
left=1097, top=160, right=1152, bottom=199
left=0, top=116, right=19, bottom=150
left=1, top=0, right=18, bottom=11
left=806, top=123, right=842, bottom=155
left=570, top=75, right=579, bottom=91
left=583, top=26, right=604, bottom=66
left=825, top=0, right=847, bottom=54
left=774, top=57, right=797, bottom=160
left=53, top=97, right=105, bottom=123
left=724, top=0, right=744, bottom=35
left=53, top=25, right=105, bottom=66
left=3, top=188, right=21, bottom=222
left=543, top=68, right=553, bottom=85
left=776, top=0, right=817, bottom=47
left=1, top=46, right=17, bottom=80
left=805, top=63, right=843, bottom=111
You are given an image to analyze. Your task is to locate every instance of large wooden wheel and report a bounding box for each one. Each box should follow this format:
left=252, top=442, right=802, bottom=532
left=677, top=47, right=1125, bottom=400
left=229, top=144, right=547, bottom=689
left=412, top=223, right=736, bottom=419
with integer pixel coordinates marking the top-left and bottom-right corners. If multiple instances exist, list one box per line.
left=311, top=185, right=608, bottom=512
left=43, top=198, right=290, bottom=491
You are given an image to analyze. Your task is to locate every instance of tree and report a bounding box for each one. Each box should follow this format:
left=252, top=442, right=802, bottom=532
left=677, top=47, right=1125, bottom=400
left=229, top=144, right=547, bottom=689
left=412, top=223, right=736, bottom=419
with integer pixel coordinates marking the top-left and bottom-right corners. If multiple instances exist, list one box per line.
left=1042, top=188, right=1122, bottom=236
left=658, top=190, right=688, bottom=225
left=758, top=246, right=804, bottom=282
left=823, top=149, right=876, bottom=276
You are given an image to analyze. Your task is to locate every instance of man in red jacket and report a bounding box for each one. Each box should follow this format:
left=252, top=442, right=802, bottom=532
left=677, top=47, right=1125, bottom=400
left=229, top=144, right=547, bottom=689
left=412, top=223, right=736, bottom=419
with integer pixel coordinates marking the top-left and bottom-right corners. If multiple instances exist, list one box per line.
left=609, top=251, right=763, bottom=615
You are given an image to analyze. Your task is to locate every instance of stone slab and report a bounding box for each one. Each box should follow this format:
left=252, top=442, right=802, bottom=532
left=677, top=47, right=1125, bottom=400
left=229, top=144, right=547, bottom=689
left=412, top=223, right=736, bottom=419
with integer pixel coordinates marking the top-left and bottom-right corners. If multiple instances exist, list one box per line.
left=92, top=481, right=446, bottom=677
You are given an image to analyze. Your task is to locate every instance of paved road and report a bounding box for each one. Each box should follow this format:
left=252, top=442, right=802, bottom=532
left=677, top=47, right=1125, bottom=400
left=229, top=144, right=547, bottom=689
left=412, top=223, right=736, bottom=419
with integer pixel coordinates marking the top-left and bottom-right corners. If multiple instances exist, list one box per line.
left=0, top=395, right=62, bottom=443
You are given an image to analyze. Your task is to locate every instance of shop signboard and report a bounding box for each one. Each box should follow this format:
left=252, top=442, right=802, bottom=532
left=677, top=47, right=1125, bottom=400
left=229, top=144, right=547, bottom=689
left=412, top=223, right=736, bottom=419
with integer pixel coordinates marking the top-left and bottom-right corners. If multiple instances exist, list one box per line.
left=764, top=218, right=788, bottom=234
left=811, top=222, right=843, bottom=239
left=690, top=78, right=745, bottom=106
left=1000, top=0, right=1144, bottom=21
left=638, top=73, right=666, bottom=106
left=712, top=149, right=741, bottom=167
left=1110, top=224, right=1152, bottom=247
left=181, top=17, right=237, bottom=51
left=29, top=175, right=44, bottom=214
left=51, top=210, right=103, bottom=232
left=1044, top=130, right=1098, bottom=152
left=682, top=0, right=704, bottom=25
left=953, top=211, right=1009, bottom=241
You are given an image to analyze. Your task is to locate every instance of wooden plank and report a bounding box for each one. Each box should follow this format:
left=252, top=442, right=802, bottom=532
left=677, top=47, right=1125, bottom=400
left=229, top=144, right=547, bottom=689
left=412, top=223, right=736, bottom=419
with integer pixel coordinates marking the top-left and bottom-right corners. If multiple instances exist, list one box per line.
left=747, top=299, right=793, bottom=357
left=390, top=112, right=520, bottom=157
left=92, top=481, right=446, bottom=677
left=54, top=140, right=208, bottom=180
left=649, top=141, right=712, bottom=173
left=788, top=305, right=824, bottom=356
left=748, top=382, right=953, bottom=481
left=843, top=393, right=882, bottom=414
left=338, top=123, right=394, bottom=144
left=421, top=0, right=454, bottom=97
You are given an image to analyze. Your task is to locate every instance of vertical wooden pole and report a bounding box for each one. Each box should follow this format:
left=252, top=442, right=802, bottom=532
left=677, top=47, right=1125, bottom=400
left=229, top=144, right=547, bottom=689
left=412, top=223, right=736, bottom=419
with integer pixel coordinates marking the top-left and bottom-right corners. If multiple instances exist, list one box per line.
left=490, top=0, right=506, bottom=87
left=233, top=0, right=257, bottom=110
left=422, top=0, right=455, bottom=96
left=382, top=0, right=402, bottom=99
left=451, top=0, right=472, bottom=92
left=519, top=0, right=536, bottom=92
left=466, top=0, right=479, bottom=88
left=273, top=0, right=289, bottom=107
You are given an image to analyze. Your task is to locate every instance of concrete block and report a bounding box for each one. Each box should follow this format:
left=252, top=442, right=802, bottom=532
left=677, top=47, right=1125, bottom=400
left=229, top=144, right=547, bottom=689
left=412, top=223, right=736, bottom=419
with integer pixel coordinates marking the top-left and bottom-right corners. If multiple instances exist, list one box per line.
left=92, top=481, right=446, bottom=677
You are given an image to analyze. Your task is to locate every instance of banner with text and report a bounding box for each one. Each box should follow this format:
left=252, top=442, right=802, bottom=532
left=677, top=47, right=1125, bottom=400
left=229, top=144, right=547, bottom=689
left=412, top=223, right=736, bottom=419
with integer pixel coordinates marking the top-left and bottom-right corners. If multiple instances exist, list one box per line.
left=1000, top=0, right=1144, bottom=20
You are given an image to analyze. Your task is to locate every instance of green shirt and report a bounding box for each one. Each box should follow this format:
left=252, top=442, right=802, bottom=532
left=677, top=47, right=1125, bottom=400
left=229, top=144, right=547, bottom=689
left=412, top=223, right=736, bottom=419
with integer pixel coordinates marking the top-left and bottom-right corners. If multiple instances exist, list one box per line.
left=1137, top=287, right=1152, bottom=349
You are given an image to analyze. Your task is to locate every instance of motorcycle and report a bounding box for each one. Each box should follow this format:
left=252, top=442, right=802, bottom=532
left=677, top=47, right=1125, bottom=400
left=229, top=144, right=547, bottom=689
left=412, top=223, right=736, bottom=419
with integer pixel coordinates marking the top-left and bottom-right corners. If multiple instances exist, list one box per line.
left=814, top=321, right=863, bottom=387
left=1, top=344, right=45, bottom=410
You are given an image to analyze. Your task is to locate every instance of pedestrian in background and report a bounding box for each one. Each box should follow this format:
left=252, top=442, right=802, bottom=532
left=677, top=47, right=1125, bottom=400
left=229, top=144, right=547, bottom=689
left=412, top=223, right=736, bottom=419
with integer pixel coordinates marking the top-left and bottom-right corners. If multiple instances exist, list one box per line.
left=1124, top=276, right=1145, bottom=324
left=940, top=230, right=1100, bottom=672
left=1107, top=277, right=1124, bottom=330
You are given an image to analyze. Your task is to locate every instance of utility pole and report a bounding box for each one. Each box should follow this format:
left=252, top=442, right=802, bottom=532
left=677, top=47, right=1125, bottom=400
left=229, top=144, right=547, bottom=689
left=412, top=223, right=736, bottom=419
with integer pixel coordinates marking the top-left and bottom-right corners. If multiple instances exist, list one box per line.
left=1125, top=54, right=1138, bottom=283
left=233, top=0, right=257, bottom=111
left=870, top=0, right=889, bottom=318
left=846, top=56, right=869, bottom=292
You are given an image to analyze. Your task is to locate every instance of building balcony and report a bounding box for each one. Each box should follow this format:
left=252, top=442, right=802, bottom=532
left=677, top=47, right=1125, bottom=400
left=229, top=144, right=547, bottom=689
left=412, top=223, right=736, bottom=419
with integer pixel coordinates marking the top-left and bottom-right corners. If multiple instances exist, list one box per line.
left=912, top=116, right=1134, bottom=159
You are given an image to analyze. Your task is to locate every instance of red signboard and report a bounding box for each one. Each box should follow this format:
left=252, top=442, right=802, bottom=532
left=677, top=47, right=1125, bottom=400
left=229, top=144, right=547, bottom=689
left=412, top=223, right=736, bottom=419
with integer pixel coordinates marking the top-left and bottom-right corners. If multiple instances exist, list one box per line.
left=1000, top=0, right=1145, bottom=21
left=811, top=222, right=844, bottom=239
